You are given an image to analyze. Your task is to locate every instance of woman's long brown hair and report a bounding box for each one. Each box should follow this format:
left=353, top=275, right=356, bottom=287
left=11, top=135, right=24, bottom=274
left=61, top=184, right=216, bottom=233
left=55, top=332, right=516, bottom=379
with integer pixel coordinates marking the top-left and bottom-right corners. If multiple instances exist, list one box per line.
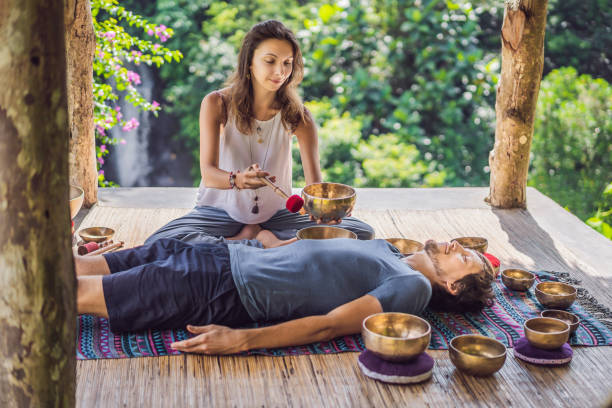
left=225, top=20, right=305, bottom=134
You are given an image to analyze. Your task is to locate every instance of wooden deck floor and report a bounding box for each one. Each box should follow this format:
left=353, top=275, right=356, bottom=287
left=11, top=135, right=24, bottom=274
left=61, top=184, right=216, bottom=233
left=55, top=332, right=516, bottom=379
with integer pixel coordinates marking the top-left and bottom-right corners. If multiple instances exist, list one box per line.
left=76, top=188, right=612, bottom=407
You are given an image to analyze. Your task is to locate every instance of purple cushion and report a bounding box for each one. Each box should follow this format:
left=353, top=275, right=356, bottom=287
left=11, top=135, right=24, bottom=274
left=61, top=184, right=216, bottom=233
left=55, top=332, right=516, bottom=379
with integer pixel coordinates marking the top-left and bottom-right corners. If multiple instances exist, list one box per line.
left=358, top=350, right=434, bottom=384
left=513, top=337, right=573, bottom=365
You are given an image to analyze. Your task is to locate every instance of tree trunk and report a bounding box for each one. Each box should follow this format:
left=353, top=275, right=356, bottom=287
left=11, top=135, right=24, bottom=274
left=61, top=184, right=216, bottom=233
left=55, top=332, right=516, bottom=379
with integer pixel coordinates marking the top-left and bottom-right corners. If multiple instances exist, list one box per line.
left=65, top=0, right=97, bottom=207
left=487, top=0, right=549, bottom=208
left=0, top=1, right=76, bottom=407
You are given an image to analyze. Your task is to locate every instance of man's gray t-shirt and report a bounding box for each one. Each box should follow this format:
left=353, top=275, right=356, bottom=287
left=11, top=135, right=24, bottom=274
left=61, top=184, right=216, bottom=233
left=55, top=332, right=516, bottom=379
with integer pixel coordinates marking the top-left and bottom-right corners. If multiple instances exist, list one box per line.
left=228, top=239, right=432, bottom=322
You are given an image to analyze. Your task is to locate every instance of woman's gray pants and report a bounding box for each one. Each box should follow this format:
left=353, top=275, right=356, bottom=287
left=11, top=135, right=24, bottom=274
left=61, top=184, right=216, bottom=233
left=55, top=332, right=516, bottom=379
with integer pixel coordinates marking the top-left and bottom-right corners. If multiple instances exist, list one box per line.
left=144, top=205, right=375, bottom=244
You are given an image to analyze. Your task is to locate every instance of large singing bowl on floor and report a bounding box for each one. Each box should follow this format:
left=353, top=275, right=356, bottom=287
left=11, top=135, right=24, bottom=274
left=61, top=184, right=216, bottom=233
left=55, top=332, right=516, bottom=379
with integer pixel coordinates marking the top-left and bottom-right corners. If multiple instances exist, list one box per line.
left=70, top=185, right=84, bottom=219
left=301, top=182, right=356, bottom=223
left=362, top=313, right=431, bottom=362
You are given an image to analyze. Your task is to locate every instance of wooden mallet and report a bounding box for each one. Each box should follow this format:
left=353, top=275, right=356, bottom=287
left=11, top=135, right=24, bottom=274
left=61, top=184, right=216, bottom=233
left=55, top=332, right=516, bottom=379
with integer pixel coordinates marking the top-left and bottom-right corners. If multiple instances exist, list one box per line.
left=259, top=176, right=305, bottom=214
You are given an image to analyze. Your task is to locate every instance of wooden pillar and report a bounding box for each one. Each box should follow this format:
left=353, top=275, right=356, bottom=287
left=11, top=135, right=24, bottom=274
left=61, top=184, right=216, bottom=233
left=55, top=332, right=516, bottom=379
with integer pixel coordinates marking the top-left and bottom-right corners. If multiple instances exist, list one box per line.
left=487, top=0, right=549, bottom=208
left=65, top=0, right=97, bottom=207
left=0, top=1, right=76, bottom=407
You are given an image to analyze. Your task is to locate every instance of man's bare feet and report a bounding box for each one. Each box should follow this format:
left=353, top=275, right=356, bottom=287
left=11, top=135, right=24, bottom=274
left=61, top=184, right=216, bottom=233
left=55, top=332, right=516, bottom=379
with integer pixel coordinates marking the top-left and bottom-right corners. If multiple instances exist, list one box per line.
left=226, top=224, right=262, bottom=241
left=255, top=229, right=298, bottom=248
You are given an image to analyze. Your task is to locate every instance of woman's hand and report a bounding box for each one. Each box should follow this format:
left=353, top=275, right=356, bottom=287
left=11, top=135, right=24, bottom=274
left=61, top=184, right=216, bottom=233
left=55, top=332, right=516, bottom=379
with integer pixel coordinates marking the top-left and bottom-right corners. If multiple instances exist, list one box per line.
left=235, top=163, right=276, bottom=189
left=170, top=324, right=248, bottom=355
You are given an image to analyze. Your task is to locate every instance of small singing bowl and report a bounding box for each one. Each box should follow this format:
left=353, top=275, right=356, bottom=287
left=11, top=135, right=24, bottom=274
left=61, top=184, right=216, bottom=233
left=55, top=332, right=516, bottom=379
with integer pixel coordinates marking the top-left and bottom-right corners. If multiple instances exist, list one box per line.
left=501, top=269, right=536, bottom=291
left=296, top=226, right=357, bottom=240
left=540, top=310, right=580, bottom=335
left=385, top=238, right=424, bottom=256
left=451, top=237, right=488, bottom=254
left=535, top=282, right=577, bottom=309
left=449, top=335, right=507, bottom=376
left=524, top=317, right=570, bottom=349
left=69, top=185, right=84, bottom=220
left=302, top=182, right=356, bottom=223
left=78, top=227, right=115, bottom=243
left=362, top=313, right=431, bottom=362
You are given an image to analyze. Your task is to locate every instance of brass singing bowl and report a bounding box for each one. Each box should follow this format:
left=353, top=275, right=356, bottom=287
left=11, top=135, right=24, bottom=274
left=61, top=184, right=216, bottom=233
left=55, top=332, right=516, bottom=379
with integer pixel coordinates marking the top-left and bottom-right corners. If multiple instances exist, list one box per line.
left=78, top=227, right=115, bottom=243
left=524, top=317, right=570, bottom=349
left=362, top=313, right=431, bottom=362
left=541, top=310, right=580, bottom=335
left=296, top=226, right=357, bottom=240
left=385, top=238, right=424, bottom=256
left=535, top=282, right=577, bottom=309
left=451, top=237, right=488, bottom=254
left=301, top=182, right=356, bottom=223
left=449, top=335, right=507, bottom=376
left=501, top=269, right=536, bottom=291
left=69, top=185, right=84, bottom=220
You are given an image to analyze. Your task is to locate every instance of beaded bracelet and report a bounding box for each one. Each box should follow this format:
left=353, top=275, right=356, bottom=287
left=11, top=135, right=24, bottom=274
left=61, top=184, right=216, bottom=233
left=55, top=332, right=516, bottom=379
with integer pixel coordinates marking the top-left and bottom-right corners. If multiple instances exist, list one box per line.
left=229, top=171, right=240, bottom=190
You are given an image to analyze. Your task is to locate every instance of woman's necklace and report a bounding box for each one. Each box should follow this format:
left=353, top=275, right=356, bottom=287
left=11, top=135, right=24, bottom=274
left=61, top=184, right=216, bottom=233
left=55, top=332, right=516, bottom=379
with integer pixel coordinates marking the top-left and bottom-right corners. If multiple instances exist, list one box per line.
left=248, top=117, right=274, bottom=214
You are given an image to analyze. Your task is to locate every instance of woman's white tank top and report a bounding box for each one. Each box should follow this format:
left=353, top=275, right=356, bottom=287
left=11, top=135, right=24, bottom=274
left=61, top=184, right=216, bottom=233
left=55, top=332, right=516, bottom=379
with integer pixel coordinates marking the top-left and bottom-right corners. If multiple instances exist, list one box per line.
left=195, top=111, right=293, bottom=224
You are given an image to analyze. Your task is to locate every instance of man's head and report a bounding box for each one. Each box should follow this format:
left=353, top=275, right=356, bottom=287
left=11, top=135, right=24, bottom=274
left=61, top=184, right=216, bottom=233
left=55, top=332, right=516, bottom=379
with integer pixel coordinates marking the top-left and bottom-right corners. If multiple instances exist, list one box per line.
left=405, top=240, right=494, bottom=312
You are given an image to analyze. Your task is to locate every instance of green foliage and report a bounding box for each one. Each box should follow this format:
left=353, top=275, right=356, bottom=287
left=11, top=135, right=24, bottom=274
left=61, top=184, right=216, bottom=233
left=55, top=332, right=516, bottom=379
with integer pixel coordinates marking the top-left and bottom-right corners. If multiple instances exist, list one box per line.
left=586, top=183, right=612, bottom=239
left=92, top=0, right=182, bottom=185
left=530, top=67, right=612, bottom=221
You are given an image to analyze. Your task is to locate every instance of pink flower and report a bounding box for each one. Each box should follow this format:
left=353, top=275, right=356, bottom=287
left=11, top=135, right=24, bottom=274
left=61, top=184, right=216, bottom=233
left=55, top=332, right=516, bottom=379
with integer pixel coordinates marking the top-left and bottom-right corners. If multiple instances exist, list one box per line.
left=100, top=145, right=107, bottom=152
left=97, top=157, right=105, bottom=165
left=159, top=35, right=168, bottom=43
left=104, top=31, right=116, bottom=39
left=127, top=70, right=141, bottom=85
left=120, top=139, right=127, bottom=145
left=98, top=170, right=105, bottom=176
left=96, top=125, right=106, bottom=136
left=98, top=89, right=104, bottom=96
left=122, top=118, right=139, bottom=132
left=153, top=44, right=160, bottom=51
left=147, top=29, right=154, bottom=36
left=152, top=101, right=160, bottom=109
left=114, top=106, right=121, bottom=112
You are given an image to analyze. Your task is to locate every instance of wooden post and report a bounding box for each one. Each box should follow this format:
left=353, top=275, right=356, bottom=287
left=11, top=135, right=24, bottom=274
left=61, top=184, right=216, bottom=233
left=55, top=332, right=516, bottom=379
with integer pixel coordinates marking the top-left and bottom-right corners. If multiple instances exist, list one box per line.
left=0, top=1, right=76, bottom=407
left=487, top=0, right=549, bottom=208
left=65, top=0, right=98, bottom=207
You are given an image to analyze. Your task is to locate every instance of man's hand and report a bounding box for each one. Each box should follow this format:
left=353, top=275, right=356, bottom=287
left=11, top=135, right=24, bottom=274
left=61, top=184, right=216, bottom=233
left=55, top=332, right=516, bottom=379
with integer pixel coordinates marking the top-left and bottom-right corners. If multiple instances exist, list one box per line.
left=170, top=324, right=248, bottom=355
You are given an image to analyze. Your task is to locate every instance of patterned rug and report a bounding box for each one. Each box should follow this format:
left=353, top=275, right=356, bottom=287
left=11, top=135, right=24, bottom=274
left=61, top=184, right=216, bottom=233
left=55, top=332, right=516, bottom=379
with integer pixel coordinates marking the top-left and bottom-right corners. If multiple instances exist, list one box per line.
left=77, top=271, right=612, bottom=359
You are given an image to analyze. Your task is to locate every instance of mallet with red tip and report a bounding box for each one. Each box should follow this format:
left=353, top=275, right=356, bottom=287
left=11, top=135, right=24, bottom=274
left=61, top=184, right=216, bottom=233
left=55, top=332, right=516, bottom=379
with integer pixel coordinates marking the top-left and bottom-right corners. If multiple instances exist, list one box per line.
left=259, top=176, right=305, bottom=214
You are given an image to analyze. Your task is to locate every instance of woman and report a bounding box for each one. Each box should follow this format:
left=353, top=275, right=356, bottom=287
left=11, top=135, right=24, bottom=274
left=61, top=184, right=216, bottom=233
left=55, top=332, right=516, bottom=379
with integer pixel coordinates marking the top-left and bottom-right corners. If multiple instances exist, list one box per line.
left=146, top=20, right=374, bottom=244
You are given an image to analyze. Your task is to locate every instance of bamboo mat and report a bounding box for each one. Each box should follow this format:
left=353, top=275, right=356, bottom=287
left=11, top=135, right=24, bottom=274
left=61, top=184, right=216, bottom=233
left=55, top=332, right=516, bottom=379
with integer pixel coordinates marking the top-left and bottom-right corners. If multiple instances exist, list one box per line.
left=76, top=206, right=612, bottom=407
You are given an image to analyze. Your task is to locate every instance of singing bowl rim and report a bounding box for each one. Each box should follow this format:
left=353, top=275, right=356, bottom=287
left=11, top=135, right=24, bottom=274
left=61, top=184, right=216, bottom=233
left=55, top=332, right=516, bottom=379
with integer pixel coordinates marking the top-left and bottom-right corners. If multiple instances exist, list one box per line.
left=69, top=185, right=85, bottom=219
left=540, top=310, right=580, bottom=333
left=302, top=182, right=356, bottom=201
left=501, top=268, right=536, bottom=281
left=535, top=282, right=577, bottom=297
left=295, top=226, right=357, bottom=240
left=524, top=317, right=570, bottom=336
left=384, top=238, right=424, bottom=254
left=362, top=312, right=431, bottom=341
left=78, top=226, right=116, bottom=243
left=449, top=334, right=507, bottom=359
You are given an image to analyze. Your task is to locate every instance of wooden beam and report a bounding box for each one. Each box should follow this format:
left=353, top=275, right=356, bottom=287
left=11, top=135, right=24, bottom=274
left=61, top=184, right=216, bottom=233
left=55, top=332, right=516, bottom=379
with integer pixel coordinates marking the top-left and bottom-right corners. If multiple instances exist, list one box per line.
left=487, top=0, right=548, bottom=208
left=65, top=0, right=97, bottom=207
left=0, top=1, right=76, bottom=406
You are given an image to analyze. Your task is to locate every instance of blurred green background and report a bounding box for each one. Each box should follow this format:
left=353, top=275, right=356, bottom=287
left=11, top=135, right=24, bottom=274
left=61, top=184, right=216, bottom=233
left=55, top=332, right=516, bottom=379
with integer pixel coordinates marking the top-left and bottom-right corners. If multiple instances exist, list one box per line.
left=105, top=0, right=612, bottom=239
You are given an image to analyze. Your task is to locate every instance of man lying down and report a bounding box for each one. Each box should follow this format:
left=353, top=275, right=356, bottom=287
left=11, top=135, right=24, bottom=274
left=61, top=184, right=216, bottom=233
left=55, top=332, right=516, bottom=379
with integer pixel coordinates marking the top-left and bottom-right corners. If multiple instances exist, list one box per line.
left=76, top=228, right=494, bottom=355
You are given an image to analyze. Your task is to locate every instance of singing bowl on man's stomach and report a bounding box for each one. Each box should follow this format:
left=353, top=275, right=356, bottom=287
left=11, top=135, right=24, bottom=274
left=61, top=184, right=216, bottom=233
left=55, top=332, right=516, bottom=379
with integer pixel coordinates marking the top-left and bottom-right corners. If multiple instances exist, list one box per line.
left=296, top=226, right=357, bottom=240
left=301, top=182, right=356, bottom=223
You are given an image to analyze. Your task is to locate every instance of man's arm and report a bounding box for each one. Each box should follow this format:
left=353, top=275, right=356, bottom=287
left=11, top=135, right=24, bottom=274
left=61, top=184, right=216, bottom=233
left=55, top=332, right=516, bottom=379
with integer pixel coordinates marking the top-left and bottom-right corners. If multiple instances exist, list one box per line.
left=170, top=295, right=383, bottom=354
